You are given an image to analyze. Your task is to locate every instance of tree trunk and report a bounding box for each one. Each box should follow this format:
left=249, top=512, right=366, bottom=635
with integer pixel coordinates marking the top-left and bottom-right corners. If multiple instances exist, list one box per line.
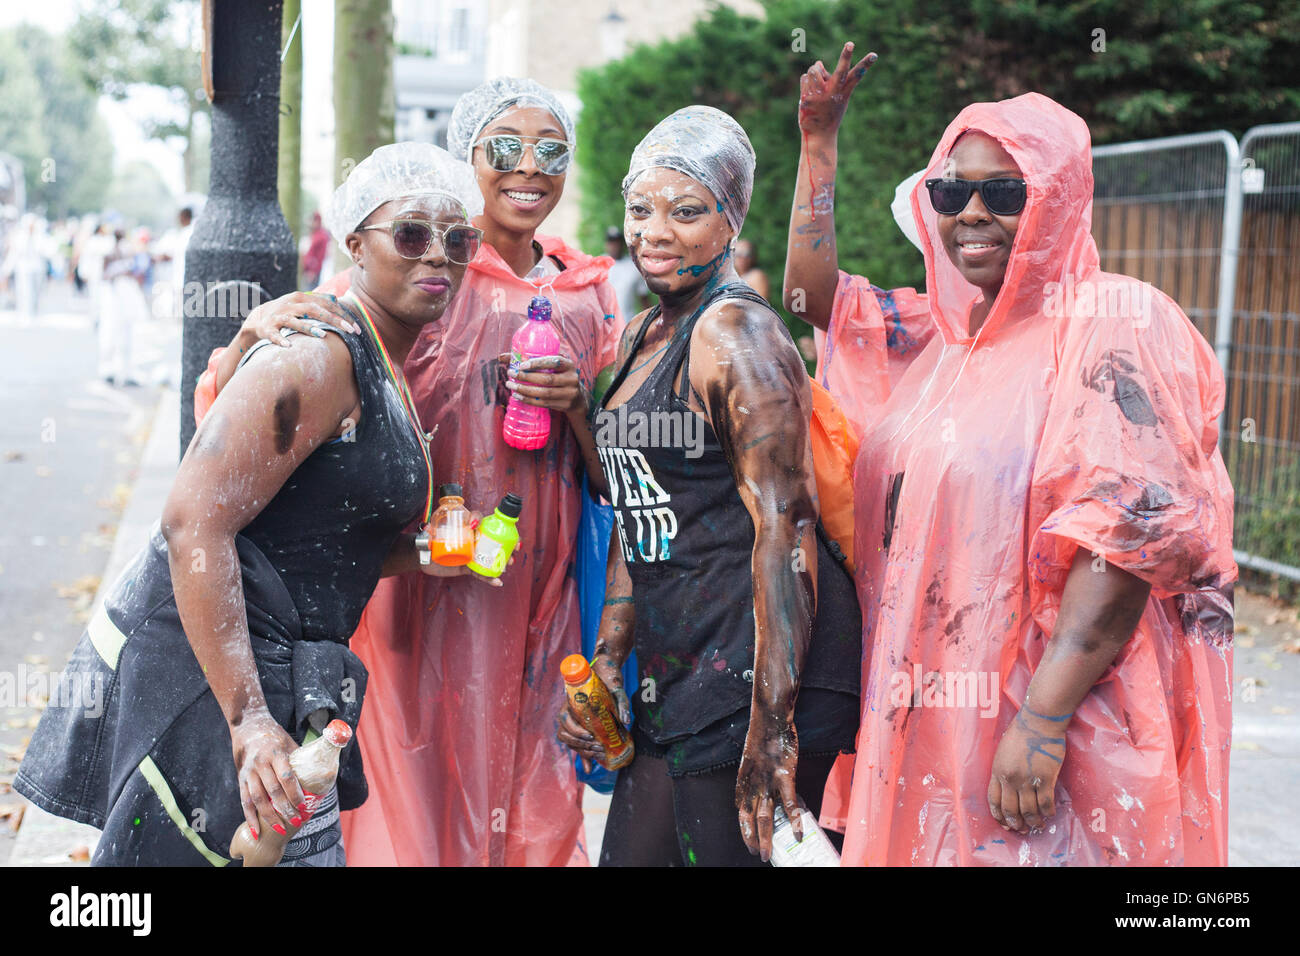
left=279, top=0, right=302, bottom=253
left=332, top=0, right=394, bottom=271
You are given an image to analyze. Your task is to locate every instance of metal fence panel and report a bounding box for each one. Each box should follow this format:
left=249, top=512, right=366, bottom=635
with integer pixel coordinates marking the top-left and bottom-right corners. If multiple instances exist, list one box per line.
left=1226, top=124, right=1300, bottom=579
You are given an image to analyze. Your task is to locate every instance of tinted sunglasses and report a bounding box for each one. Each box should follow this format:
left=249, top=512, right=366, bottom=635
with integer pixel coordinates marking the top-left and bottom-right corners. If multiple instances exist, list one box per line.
left=475, top=135, right=573, bottom=175
left=358, top=219, right=483, bottom=264
left=925, top=177, right=1027, bottom=216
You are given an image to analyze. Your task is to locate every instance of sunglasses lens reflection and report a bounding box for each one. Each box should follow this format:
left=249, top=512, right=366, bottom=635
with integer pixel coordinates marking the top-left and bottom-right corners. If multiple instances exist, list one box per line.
left=445, top=227, right=480, bottom=263
left=485, top=137, right=524, bottom=171
left=392, top=221, right=433, bottom=258
left=982, top=179, right=1026, bottom=215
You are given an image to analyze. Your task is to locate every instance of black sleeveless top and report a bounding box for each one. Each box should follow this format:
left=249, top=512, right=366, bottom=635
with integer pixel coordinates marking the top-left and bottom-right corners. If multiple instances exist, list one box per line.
left=595, top=282, right=860, bottom=743
left=237, top=305, right=430, bottom=642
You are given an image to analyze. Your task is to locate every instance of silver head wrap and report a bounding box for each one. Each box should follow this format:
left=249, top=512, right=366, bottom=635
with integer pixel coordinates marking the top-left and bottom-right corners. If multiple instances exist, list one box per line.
left=447, top=77, right=576, bottom=163
left=325, top=142, right=484, bottom=253
left=621, top=105, right=755, bottom=234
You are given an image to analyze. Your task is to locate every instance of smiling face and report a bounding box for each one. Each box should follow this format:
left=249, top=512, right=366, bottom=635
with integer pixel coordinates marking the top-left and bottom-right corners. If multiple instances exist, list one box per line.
left=624, top=167, right=735, bottom=298
left=345, top=196, right=470, bottom=326
left=936, top=131, right=1023, bottom=299
left=471, top=106, right=567, bottom=234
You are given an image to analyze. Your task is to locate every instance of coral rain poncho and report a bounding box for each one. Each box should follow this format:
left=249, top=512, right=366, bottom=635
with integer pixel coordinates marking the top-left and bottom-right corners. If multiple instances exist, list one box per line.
left=822, top=93, right=1236, bottom=865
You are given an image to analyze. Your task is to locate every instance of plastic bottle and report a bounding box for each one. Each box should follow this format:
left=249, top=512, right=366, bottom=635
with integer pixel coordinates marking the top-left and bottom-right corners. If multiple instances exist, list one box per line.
left=429, top=483, right=475, bottom=566
left=770, top=804, right=841, bottom=867
left=502, top=296, right=561, bottom=450
left=560, top=654, right=634, bottom=771
left=466, top=493, right=523, bottom=577
left=228, top=718, right=353, bottom=867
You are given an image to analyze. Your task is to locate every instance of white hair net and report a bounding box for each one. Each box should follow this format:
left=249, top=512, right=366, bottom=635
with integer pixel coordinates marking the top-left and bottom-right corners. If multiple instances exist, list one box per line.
left=621, top=105, right=755, bottom=234
left=447, top=77, right=576, bottom=163
left=892, top=168, right=926, bottom=252
left=325, top=142, right=484, bottom=252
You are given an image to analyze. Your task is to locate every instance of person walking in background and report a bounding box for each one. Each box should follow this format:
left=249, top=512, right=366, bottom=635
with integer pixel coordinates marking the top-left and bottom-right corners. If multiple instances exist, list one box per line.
left=733, top=237, right=770, bottom=302
left=301, top=210, right=331, bottom=290
left=604, top=224, right=649, bottom=323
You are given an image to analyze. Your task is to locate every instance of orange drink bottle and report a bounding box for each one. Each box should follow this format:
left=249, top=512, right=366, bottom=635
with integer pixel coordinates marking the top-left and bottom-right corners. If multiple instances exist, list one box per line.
left=430, top=483, right=475, bottom=566
left=561, top=654, right=634, bottom=770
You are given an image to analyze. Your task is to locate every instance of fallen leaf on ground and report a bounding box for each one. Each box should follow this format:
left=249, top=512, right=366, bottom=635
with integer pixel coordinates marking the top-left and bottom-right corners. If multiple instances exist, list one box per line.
left=0, top=802, right=26, bottom=831
left=68, top=845, right=90, bottom=862
left=1271, top=706, right=1293, bottom=715
left=3, top=451, right=24, bottom=463
left=1237, top=635, right=1256, bottom=648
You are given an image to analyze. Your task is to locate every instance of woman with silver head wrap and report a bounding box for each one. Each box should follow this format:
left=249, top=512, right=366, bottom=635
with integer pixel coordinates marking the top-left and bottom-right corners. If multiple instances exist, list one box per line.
left=557, top=105, right=862, bottom=866
left=195, top=79, right=624, bottom=866
left=16, top=142, right=483, bottom=866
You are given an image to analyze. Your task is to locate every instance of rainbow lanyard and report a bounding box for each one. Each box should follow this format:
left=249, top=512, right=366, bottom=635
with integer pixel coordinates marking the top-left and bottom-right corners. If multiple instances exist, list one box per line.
left=343, top=290, right=435, bottom=528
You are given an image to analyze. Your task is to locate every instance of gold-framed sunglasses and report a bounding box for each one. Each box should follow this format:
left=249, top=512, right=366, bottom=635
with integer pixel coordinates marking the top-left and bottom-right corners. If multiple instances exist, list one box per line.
left=473, top=135, right=573, bottom=175
left=358, top=219, right=484, bottom=264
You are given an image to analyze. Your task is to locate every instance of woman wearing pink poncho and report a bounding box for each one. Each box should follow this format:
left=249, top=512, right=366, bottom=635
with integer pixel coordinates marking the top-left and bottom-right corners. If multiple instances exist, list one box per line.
left=194, top=78, right=623, bottom=866
left=787, top=46, right=1235, bottom=865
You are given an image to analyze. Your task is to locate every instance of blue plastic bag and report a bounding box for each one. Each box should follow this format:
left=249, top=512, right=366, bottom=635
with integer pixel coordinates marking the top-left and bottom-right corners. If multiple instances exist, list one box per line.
left=573, top=472, right=636, bottom=794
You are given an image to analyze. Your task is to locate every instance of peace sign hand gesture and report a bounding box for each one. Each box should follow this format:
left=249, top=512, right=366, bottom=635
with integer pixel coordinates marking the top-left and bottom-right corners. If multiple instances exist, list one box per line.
left=798, top=41, right=878, bottom=140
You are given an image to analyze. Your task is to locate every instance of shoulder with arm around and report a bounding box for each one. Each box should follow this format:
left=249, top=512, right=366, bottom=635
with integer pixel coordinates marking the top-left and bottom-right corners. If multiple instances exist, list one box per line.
left=226, top=327, right=360, bottom=439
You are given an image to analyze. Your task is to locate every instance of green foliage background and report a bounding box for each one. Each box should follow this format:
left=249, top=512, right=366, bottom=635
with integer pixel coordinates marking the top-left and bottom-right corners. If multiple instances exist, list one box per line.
left=576, top=0, right=1300, bottom=342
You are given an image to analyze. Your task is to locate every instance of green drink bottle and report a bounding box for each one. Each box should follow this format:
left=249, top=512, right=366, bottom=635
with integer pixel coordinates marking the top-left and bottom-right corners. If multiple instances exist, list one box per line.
left=468, top=493, right=523, bottom=577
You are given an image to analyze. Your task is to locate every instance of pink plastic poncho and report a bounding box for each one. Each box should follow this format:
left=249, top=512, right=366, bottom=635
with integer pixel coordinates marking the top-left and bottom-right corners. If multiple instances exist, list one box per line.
left=833, top=93, right=1235, bottom=866
left=328, top=235, right=621, bottom=865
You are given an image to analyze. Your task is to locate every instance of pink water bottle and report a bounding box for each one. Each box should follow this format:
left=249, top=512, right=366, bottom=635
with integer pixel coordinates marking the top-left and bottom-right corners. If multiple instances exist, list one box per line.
left=503, top=296, right=561, bottom=450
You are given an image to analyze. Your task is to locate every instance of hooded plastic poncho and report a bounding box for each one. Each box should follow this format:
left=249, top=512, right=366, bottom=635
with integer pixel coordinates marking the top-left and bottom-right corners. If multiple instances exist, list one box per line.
left=447, top=77, right=576, bottom=163
left=323, top=141, right=484, bottom=253
left=321, top=234, right=622, bottom=867
left=828, top=92, right=1235, bottom=865
left=621, top=105, right=756, bottom=234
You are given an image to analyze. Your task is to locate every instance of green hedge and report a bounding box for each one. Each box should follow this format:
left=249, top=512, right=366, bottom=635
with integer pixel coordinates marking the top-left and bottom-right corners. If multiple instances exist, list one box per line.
left=575, top=0, right=1300, bottom=342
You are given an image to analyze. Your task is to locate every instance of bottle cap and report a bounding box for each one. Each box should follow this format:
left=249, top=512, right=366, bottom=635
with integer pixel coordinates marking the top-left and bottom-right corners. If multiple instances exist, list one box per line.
left=323, top=719, right=353, bottom=747
left=439, top=483, right=463, bottom=498
left=528, top=296, right=552, bottom=322
left=498, top=492, right=523, bottom=518
left=560, top=654, right=591, bottom=685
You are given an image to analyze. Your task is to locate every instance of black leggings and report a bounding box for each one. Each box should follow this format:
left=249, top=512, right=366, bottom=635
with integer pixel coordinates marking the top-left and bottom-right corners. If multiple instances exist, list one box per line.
left=598, top=750, right=841, bottom=867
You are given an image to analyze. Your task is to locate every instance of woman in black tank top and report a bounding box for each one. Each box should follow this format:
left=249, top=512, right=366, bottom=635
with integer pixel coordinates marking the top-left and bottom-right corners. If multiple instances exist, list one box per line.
left=557, top=107, right=861, bottom=866
left=16, top=144, right=488, bottom=866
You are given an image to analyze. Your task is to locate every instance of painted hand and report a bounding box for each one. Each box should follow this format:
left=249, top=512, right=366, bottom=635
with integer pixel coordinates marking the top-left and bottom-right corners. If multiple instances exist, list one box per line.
left=735, top=715, right=801, bottom=862
left=501, top=352, right=588, bottom=417
left=797, top=41, right=877, bottom=139
left=230, top=710, right=307, bottom=839
left=243, top=291, right=361, bottom=346
left=987, top=706, right=1070, bottom=834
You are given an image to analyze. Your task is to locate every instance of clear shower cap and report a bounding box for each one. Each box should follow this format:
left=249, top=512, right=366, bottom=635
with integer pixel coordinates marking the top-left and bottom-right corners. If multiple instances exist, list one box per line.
left=621, top=105, right=755, bottom=234
left=325, top=142, right=484, bottom=253
left=447, top=77, right=576, bottom=163
left=892, top=168, right=926, bottom=252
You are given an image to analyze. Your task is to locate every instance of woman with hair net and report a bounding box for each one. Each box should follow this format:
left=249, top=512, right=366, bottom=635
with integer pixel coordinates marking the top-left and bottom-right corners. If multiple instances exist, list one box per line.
left=785, top=45, right=1236, bottom=865
left=195, top=78, right=623, bottom=866
left=556, top=106, right=861, bottom=866
left=15, top=143, right=485, bottom=866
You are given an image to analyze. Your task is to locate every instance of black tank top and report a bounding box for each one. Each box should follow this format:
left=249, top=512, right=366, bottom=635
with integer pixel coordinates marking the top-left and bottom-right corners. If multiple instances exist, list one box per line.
left=596, top=282, right=860, bottom=743
left=237, top=305, right=429, bottom=642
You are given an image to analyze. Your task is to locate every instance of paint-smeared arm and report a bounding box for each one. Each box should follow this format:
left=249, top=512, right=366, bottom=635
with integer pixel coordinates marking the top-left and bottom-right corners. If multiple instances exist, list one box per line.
left=988, top=548, right=1150, bottom=834
left=162, top=333, right=358, bottom=837
left=693, top=300, right=820, bottom=861
left=782, top=42, right=876, bottom=332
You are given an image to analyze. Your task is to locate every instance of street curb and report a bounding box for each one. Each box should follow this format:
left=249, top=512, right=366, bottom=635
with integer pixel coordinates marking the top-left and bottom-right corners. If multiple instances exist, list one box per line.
left=7, top=388, right=180, bottom=867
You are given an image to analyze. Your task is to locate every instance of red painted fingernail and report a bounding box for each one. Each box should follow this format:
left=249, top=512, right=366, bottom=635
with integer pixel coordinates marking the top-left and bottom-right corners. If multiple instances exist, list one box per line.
left=297, top=802, right=308, bottom=813
left=290, top=815, right=302, bottom=827
left=272, top=823, right=287, bottom=835
left=250, top=827, right=259, bottom=841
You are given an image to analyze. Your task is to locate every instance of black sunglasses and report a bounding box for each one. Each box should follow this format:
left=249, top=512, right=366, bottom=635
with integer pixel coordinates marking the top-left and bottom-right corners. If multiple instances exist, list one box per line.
left=358, top=219, right=483, bottom=264
left=925, top=177, right=1027, bottom=216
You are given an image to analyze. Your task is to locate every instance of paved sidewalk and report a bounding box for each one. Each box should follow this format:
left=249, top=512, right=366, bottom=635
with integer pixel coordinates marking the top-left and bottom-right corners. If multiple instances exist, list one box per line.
left=6, top=389, right=179, bottom=866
